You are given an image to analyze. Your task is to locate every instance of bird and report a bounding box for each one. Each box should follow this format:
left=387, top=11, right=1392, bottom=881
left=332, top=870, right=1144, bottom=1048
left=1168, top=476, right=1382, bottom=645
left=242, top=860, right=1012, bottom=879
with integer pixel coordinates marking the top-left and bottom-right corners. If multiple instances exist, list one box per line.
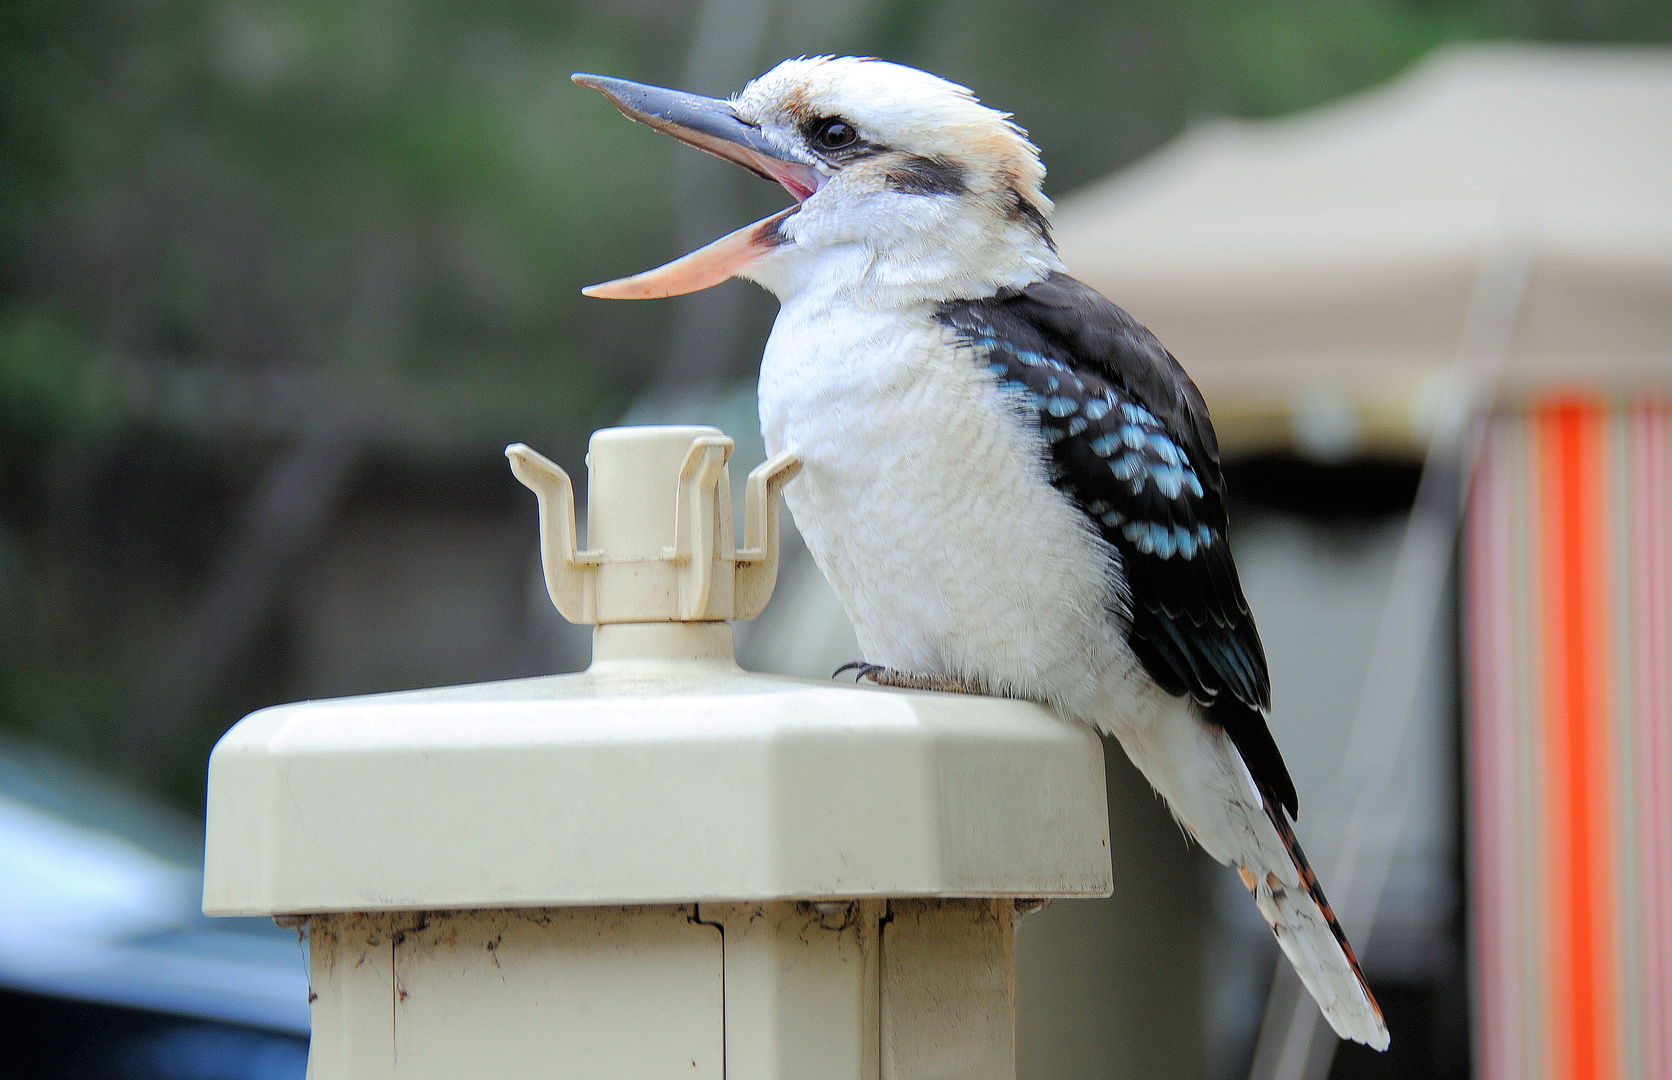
left=573, top=56, right=1390, bottom=1051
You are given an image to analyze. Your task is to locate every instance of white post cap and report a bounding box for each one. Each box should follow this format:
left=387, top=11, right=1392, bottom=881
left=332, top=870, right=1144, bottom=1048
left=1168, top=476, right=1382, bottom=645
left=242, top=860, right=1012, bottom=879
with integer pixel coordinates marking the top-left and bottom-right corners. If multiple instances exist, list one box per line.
left=202, top=426, right=1114, bottom=916
left=506, top=426, right=800, bottom=625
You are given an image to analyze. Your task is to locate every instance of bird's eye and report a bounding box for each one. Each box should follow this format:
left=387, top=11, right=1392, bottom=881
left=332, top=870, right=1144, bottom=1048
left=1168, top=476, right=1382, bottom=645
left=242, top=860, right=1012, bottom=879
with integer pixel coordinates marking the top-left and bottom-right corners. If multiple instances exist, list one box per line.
left=812, top=117, right=857, bottom=150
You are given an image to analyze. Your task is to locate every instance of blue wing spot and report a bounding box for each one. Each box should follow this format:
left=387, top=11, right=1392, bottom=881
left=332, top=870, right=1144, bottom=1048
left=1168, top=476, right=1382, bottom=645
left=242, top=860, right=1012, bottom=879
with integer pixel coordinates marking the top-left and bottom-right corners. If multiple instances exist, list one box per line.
left=1066, top=416, right=1088, bottom=436
left=1111, top=453, right=1143, bottom=481
left=1121, top=425, right=1147, bottom=450
left=1042, top=424, right=1068, bottom=444
left=1147, top=433, right=1182, bottom=466
left=1122, top=520, right=1165, bottom=556
left=1120, top=402, right=1159, bottom=426
left=1122, top=521, right=1212, bottom=560
left=1046, top=397, right=1079, bottom=417
left=1184, top=470, right=1205, bottom=498
left=1083, top=399, right=1110, bottom=421
left=1151, top=464, right=1185, bottom=499
left=1089, top=434, right=1120, bottom=457
left=1101, top=510, right=1127, bottom=527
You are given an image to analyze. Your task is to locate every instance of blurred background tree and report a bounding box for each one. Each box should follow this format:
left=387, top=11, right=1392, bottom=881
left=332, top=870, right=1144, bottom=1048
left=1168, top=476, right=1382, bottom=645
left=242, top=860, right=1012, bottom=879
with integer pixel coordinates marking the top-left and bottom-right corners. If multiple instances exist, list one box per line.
left=0, top=0, right=1667, bottom=808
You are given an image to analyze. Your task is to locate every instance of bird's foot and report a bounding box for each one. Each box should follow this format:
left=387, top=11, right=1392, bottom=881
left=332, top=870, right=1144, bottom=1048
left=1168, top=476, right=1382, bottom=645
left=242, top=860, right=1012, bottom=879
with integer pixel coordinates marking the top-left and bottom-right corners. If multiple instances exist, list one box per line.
left=833, top=662, right=981, bottom=695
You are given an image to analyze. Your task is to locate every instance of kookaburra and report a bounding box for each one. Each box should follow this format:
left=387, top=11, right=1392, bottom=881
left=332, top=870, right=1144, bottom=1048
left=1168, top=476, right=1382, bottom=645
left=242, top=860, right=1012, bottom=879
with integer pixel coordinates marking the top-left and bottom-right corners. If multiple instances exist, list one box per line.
left=575, top=57, right=1389, bottom=1050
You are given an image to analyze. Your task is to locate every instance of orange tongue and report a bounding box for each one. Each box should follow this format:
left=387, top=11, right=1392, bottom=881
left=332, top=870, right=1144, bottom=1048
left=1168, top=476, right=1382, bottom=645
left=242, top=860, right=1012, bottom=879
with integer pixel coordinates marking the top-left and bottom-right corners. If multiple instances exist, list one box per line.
left=582, top=207, right=795, bottom=299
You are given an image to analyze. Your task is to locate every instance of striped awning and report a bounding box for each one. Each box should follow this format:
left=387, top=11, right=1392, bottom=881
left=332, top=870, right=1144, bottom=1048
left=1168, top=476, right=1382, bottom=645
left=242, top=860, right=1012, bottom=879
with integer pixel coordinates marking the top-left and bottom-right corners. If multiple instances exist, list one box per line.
left=1467, top=396, right=1670, bottom=1080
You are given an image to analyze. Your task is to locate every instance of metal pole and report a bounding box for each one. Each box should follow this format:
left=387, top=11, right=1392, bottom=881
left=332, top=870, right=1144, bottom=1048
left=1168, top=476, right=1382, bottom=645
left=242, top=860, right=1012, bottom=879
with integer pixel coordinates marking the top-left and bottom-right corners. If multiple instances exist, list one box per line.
left=1248, top=212, right=1536, bottom=1080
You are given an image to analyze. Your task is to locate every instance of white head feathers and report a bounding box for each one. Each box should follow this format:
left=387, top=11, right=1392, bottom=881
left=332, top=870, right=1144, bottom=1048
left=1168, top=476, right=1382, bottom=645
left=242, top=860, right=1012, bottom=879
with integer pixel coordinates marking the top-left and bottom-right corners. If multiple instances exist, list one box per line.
left=579, top=57, right=1062, bottom=308
left=732, top=57, right=1059, bottom=306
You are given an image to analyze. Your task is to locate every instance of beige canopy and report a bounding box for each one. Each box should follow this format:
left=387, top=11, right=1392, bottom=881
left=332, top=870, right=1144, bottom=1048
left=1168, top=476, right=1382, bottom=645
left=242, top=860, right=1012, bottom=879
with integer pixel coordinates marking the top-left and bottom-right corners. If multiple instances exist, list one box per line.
left=1052, top=43, right=1672, bottom=456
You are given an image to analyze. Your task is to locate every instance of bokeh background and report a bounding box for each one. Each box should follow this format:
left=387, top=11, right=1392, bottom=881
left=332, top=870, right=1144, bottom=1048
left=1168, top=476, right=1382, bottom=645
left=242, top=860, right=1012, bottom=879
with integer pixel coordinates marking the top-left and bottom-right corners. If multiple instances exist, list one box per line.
left=1, top=1, right=1669, bottom=1078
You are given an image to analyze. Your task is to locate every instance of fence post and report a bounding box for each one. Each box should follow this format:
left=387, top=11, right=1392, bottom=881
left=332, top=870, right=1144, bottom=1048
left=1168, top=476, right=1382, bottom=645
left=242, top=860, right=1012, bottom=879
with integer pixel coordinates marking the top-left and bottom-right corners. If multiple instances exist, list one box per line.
left=203, top=424, right=1114, bottom=1079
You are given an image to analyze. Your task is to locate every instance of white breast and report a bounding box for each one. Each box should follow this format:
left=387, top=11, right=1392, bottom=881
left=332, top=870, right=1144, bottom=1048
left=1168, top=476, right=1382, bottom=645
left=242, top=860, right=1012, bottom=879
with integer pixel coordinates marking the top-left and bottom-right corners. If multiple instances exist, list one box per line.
left=757, top=296, right=1138, bottom=713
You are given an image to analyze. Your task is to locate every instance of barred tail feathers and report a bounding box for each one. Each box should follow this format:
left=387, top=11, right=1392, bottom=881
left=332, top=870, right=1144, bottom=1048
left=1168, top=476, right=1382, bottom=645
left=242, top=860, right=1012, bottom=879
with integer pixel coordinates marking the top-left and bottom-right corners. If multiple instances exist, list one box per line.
left=1242, top=783, right=1389, bottom=1051
left=1099, top=695, right=1388, bottom=1051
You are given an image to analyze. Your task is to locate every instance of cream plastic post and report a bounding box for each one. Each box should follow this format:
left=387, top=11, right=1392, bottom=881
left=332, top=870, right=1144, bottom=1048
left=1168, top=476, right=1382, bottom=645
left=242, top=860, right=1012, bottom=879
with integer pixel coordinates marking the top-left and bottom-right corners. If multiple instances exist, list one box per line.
left=204, top=424, right=1113, bottom=1080
left=505, top=426, right=801, bottom=624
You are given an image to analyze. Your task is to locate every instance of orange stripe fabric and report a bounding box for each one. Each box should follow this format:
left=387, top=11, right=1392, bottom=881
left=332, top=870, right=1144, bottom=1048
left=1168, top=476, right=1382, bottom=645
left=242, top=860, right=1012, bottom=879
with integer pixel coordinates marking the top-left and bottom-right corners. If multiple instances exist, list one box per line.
left=1535, top=398, right=1618, bottom=1080
left=1470, top=398, right=1671, bottom=1080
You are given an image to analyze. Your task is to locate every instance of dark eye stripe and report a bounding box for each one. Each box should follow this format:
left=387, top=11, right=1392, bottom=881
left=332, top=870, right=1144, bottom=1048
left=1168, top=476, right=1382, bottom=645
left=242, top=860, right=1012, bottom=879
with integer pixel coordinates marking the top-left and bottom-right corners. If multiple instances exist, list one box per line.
left=884, top=154, right=967, bottom=196
left=1006, top=188, right=1054, bottom=248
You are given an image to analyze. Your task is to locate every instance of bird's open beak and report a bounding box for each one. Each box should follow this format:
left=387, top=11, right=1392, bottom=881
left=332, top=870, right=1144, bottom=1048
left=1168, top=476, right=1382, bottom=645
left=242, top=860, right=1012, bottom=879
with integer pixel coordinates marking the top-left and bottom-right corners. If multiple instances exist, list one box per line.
left=573, top=73, right=823, bottom=300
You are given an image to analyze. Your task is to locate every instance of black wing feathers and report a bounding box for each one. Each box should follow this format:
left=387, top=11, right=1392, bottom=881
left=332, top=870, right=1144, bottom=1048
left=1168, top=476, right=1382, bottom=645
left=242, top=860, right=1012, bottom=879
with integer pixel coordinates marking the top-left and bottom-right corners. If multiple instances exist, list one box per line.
left=938, top=272, right=1298, bottom=818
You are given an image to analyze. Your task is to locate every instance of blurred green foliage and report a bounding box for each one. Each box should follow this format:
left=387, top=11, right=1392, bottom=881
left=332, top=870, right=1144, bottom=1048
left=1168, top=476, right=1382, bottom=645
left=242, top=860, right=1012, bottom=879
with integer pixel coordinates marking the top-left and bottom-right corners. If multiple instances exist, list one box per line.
left=2, top=0, right=678, bottom=402
left=0, top=309, right=103, bottom=435
left=0, top=0, right=1666, bottom=800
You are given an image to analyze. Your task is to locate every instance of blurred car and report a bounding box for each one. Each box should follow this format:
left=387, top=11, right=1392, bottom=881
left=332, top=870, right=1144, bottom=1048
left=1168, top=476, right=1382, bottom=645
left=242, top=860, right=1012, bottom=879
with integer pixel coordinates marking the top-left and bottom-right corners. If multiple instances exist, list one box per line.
left=0, top=737, right=308, bottom=1079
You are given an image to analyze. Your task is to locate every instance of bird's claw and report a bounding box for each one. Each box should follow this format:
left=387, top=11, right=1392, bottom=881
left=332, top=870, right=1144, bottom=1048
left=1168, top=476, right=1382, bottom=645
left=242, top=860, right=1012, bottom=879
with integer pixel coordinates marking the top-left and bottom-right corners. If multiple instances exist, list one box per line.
left=833, top=662, right=981, bottom=695
left=833, top=661, right=887, bottom=683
